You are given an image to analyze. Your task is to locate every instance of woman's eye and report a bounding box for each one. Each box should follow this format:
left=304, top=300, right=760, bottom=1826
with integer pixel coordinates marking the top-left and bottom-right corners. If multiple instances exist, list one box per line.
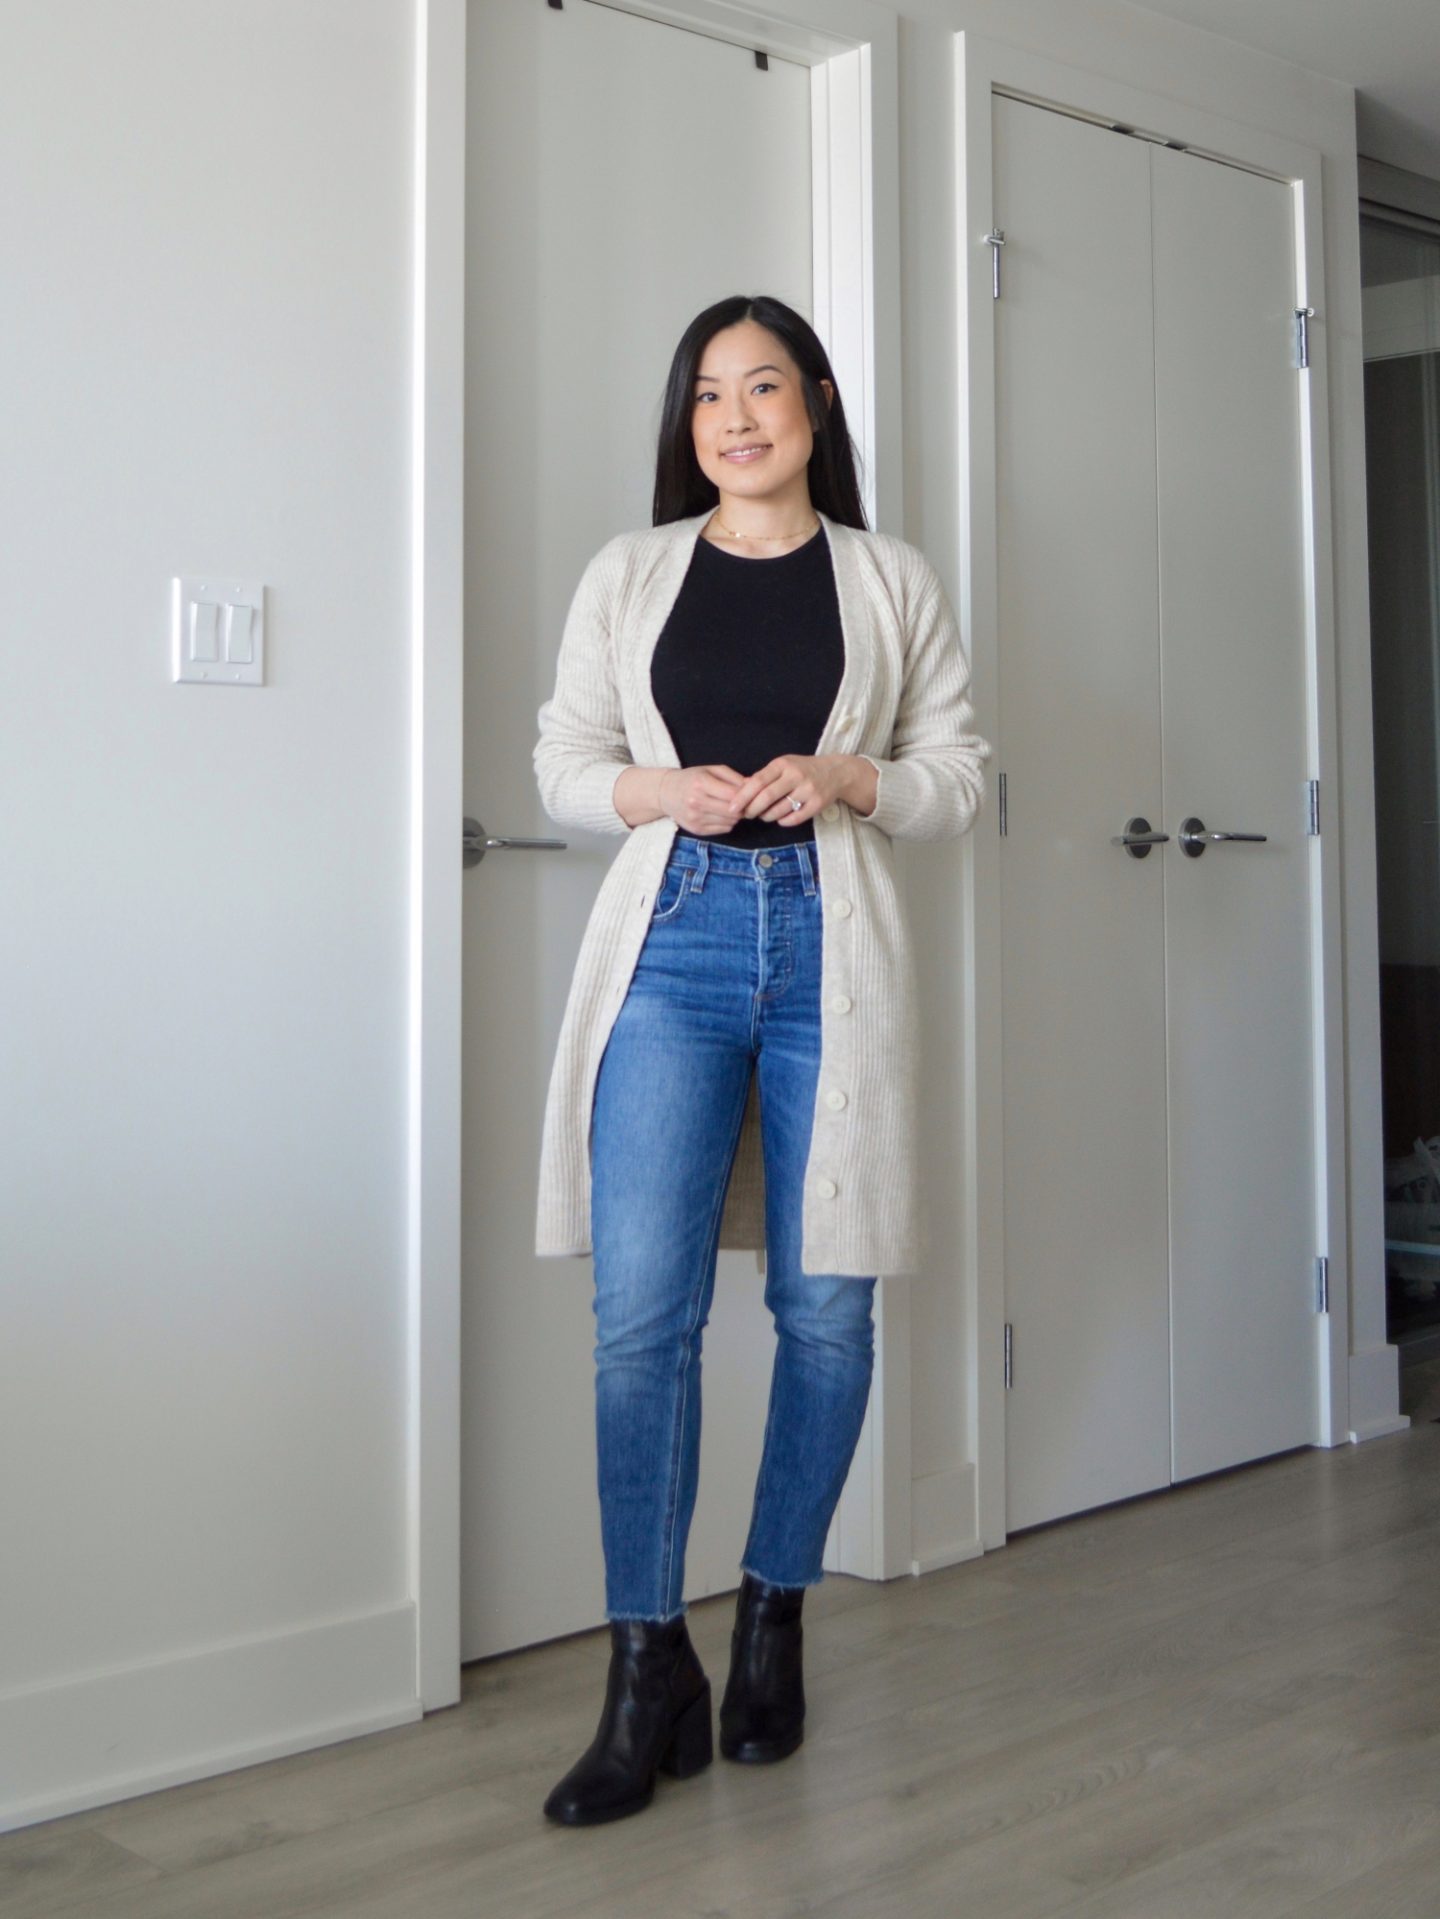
left=695, top=384, right=777, bottom=403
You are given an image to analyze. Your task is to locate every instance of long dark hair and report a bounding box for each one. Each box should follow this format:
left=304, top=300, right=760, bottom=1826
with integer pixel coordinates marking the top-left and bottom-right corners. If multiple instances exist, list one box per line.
left=652, top=295, right=869, bottom=529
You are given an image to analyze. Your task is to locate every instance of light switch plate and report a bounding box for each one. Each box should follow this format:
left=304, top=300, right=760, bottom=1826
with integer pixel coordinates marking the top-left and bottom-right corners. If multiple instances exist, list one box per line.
left=172, top=578, right=266, bottom=685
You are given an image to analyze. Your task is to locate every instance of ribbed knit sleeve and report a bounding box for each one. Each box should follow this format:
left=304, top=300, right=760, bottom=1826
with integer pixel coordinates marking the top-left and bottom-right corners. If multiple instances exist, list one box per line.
left=858, top=553, right=991, bottom=841
left=533, top=540, right=635, bottom=837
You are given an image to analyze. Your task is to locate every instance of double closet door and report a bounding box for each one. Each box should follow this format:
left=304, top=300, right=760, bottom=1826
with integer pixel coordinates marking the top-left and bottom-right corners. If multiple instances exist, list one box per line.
left=994, top=94, right=1320, bottom=1532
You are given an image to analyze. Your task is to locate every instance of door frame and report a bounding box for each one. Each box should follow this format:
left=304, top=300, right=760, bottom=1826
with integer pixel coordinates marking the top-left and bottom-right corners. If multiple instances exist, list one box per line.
left=409, top=0, right=906, bottom=1705
left=955, top=31, right=1355, bottom=1550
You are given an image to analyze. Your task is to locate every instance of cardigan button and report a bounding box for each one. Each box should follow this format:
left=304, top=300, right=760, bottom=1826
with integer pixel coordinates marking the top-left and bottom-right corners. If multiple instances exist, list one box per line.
left=821, top=803, right=840, bottom=822
left=830, top=993, right=852, bottom=1014
left=815, top=1177, right=837, bottom=1199
left=825, top=1089, right=847, bottom=1111
left=832, top=897, right=853, bottom=917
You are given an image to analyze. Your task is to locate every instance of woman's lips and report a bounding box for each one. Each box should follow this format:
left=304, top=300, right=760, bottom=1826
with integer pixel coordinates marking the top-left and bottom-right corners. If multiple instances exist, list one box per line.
left=723, top=444, right=771, bottom=462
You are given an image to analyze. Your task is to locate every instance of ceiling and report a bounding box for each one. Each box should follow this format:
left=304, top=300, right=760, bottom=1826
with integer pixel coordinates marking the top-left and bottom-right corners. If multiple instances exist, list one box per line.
left=1132, top=0, right=1440, bottom=181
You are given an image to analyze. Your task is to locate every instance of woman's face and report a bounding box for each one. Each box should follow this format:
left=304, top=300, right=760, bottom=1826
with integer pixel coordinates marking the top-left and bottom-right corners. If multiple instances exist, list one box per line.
left=690, top=320, right=832, bottom=509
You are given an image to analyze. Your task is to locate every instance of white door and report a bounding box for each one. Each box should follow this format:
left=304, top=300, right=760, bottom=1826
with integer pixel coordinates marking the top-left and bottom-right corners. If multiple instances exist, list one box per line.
left=1152, top=144, right=1318, bottom=1478
left=994, top=96, right=1319, bottom=1531
left=462, top=0, right=814, bottom=1657
left=994, top=100, right=1172, bottom=1530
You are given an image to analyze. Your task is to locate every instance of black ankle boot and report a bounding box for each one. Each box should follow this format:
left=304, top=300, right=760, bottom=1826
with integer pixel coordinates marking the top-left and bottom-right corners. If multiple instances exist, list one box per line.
left=542, top=1613, right=713, bottom=1826
left=718, top=1571, right=807, bottom=1763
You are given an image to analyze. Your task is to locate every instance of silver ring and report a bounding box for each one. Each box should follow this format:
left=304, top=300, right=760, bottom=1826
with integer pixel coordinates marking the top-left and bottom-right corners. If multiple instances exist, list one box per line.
left=790, top=797, right=803, bottom=811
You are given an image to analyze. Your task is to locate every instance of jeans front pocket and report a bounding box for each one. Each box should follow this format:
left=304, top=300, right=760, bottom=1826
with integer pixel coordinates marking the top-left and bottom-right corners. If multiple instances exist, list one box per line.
left=649, top=862, right=693, bottom=923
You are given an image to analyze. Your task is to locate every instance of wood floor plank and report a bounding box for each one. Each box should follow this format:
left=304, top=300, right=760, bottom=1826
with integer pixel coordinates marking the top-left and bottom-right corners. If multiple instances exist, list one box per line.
left=594, top=1622, right=1440, bottom=1919
left=1288, top=1823, right=1440, bottom=1917
left=7, top=1423, right=1436, bottom=1919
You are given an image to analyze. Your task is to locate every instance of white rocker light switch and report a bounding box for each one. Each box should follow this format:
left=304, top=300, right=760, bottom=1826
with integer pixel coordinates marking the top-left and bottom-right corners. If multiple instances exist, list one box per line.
left=189, top=600, right=219, bottom=662
left=173, top=579, right=265, bottom=686
left=224, top=602, right=254, bottom=664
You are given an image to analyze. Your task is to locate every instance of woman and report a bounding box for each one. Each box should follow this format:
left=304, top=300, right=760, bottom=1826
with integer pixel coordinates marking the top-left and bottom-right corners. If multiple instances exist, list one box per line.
left=533, top=294, right=991, bottom=1827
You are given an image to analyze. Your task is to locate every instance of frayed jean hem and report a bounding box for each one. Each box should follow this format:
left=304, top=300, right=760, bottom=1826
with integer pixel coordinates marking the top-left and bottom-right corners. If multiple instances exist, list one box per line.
left=739, top=1562, right=826, bottom=1592
left=606, top=1603, right=688, bottom=1625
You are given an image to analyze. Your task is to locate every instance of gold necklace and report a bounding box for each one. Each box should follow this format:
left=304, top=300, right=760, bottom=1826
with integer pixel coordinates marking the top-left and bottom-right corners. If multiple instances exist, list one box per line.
left=709, top=511, right=820, bottom=544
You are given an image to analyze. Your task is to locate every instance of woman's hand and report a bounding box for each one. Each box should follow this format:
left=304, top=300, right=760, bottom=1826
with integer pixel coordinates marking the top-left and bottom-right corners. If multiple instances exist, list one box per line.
left=726, top=753, right=873, bottom=827
left=651, top=763, right=751, bottom=836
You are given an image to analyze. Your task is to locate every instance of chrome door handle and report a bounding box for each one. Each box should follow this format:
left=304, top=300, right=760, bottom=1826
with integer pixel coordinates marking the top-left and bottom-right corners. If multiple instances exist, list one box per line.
left=463, top=814, right=567, bottom=868
left=1178, top=815, right=1267, bottom=859
left=1111, top=816, right=1170, bottom=860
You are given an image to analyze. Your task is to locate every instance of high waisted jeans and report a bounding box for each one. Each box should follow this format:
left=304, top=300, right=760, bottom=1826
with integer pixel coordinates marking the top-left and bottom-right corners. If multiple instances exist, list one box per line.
left=589, top=832, right=878, bottom=1624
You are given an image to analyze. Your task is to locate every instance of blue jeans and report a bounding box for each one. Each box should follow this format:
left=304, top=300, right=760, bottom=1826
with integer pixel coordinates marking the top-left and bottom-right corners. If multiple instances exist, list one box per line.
left=589, top=833, right=878, bottom=1624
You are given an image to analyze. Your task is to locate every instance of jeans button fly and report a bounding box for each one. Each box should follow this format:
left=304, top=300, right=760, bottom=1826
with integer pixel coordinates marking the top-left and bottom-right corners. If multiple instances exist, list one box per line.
left=758, top=853, right=774, bottom=868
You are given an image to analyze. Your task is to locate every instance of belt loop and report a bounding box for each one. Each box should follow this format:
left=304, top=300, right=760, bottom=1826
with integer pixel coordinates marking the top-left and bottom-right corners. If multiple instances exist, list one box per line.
left=797, top=841, right=817, bottom=895
left=691, top=839, right=710, bottom=892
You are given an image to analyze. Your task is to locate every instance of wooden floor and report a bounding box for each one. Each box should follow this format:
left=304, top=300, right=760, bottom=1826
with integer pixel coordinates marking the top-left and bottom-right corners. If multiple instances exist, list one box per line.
left=7, top=1411, right=1440, bottom=1919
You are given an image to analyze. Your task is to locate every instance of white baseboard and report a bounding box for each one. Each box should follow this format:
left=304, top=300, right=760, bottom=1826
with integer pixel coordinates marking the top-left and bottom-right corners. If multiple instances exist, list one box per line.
left=908, top=1463, right=985, bottom=1575
left=1348, top=1412, right=1414, bottom=1442
left=1348, top=1341, right=1410, bottom=1445
left=0, top=1602, right=419, bottom=1834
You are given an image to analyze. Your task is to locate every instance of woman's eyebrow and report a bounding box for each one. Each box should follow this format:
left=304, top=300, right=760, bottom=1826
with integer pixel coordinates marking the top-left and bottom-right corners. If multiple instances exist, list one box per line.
left=693, top=364, right=786, bottom=382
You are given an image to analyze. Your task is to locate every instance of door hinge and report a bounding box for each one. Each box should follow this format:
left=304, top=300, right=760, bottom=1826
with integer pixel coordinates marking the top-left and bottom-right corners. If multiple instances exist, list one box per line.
left=1307, top=779, right=1320, bottom=835
left=1315, top=1254, right=1329, bottom=1313
left=986, top=228, right=1006, bottom=300
left=998, top=770, right=1007, bottom=836
left=1295, top=307, right=1315, bottom=369
left=1004, top=1320, right=1013, bottom=1388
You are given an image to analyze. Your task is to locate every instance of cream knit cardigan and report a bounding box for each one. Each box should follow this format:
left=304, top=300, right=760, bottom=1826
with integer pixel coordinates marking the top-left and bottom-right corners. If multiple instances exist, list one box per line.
left=533, top=507, right=991, bottom=1278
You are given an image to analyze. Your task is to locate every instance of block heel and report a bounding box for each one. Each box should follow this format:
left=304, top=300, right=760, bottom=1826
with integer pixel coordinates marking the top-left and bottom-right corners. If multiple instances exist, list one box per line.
left=657, top=1679, right=713, bottom=1777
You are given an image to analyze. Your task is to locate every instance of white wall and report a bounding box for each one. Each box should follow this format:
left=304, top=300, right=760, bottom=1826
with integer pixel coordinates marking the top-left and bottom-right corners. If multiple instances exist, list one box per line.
left=0, top=0, right=1402, bottom=1832
left=0, top=0, right=419, bottom=1827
